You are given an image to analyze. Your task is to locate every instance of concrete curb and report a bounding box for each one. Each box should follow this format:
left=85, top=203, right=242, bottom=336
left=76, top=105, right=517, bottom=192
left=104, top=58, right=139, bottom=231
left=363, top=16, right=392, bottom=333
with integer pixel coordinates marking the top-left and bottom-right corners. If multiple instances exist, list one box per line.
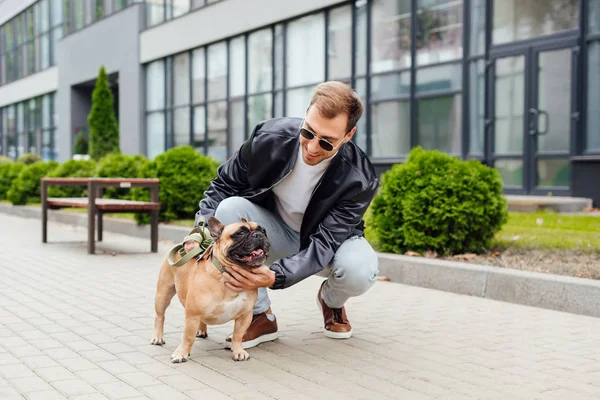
left=2, top=202, right=599, bottom=319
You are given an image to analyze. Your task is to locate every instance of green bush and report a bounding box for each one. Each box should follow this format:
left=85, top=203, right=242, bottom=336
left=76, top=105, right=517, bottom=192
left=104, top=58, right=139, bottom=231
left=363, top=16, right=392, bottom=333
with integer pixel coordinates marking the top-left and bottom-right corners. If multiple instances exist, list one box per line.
left=17, top=153, right=42, bottom=165
left=0, top=162, right=25, bottom=200
left=133, top=146, right=219, bottom=224
left=74, top=131, right=89, bottom=155
left=96, top=153, right=149, bottom=200
left=7, top=161, right=59, bottom=205
left=0, top=155, right=14, bottom=164
left=88, top=65, right=120, bottom=160
left=368, top=147, right=508, bottom=256
left=47, top=159, right=97, bottom=198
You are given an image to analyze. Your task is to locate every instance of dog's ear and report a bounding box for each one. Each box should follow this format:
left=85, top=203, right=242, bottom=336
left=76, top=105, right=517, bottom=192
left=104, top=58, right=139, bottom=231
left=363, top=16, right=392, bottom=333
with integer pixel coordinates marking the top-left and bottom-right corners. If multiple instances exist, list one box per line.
left=240, top=217, right=249, bottom=223
left=207, top=216, right=224, bottom=240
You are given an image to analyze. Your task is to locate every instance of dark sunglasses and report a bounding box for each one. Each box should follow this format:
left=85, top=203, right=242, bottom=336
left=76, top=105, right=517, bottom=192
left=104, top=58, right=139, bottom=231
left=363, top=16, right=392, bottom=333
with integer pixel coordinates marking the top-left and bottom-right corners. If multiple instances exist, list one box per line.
left=300, top=127, right=339, bottom=152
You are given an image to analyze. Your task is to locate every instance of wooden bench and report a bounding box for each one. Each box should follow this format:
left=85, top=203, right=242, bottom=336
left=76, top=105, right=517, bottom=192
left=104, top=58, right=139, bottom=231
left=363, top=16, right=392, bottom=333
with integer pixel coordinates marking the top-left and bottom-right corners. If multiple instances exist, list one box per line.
left=41, top=177, right=161, bottom=254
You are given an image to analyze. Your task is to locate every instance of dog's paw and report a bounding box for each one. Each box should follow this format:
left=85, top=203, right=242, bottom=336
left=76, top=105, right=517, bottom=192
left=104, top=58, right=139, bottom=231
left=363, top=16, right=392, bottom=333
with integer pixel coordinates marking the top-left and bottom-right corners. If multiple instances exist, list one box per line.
left=232, top=350, right=250, bottom=362
left=170, top=351, right=189, bottom=363
left=150, top=337, right=165, bottom=346
left=196, top=330, right=208, bottom=339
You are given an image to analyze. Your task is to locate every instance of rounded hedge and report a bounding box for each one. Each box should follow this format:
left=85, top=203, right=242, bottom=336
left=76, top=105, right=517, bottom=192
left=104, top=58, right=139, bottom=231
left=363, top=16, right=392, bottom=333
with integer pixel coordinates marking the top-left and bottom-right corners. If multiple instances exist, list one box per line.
left=47, top=159, right=97, bottom=198
left=368, top=147, right=508, bottom=256
left=0, top=156, right=13, bottom=164
left=7, top=161, right=59, bottom=205
left=96, top=153, right=150, bottom=200
left=0, top=162, right=25, bottom=200
left=133, top=146, right=219, bottom=223
left=17, top=153, right=42, bottom=165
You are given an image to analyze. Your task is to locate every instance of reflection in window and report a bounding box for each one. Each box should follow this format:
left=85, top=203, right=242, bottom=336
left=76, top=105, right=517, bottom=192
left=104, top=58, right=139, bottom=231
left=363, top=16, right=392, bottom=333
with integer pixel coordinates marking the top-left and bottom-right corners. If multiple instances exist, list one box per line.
left=371, top=0, right=412, bottom=73
left=229, top=36, right=246, bottom=98
left=587, top=42, right=600, bottom=151
left=146, top=0, right=166, bottom=27
left=248, top=94, right=272, bottom=132
left=371, top=72, right=411, bottom=101
left=469, top=60, right=485, bottom=155
left=470, top=0, right=485, bottom=56
left=355, top=0, right=368, bottom=76
left=208, top=42, right=227, bottom=101
left=416, top=63, right=462, bottom=93
left=286, top=86, right=315, bottom=118
left=207, top=101, right=228, bottom=162
left=591, top=0, right=600, bottom=34
left=372, top=101, right=411, bottom=157
left=146, top=60, right=165, bottom=111
left=286, top=14, right=325, bottom=87
left=248, top=29, right=272, bottom=94
left=229, top=100, right=245, bottom=155
left=328, top=6, right=352, bottom=80
left=193, top=105, right=206, bottom=152
left=493, top=0, right=579, bottom=45
left=416, top=0, right=463, bottom=65
left=173, top=107, right=190, bottom=147
left=192, top=48, right=206, bottom=104
left=147, top=112, right=165, bottom=159
left=418, top=95, right=462, bottom=154
left=173, top=53, right=190, bottom=107
left=494, top=56, right=525, bottom=154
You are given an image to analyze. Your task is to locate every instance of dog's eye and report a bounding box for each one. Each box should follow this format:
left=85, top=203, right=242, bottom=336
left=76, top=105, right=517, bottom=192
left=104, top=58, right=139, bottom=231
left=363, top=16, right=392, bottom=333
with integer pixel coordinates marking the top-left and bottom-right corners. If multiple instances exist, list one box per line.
left=232, top=227, right=249, bottom=238
left=257, top=226, right=267, bottom=236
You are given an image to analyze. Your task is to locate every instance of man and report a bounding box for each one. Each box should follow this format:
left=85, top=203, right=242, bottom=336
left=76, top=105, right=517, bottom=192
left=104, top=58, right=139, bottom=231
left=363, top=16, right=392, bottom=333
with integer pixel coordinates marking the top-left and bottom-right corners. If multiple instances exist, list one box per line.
left=188, top=81, right=379, bottom=348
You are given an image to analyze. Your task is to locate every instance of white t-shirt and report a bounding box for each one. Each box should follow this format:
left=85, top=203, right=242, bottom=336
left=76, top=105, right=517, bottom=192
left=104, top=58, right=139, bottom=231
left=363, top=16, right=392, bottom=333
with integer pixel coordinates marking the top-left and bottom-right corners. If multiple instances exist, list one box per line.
left=272, top=146, right=335, bottom=232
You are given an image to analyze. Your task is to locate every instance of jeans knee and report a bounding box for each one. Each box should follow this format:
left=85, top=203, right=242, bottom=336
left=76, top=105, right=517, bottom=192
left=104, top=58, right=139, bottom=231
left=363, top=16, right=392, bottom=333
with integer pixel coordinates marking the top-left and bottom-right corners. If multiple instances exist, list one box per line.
left=214, top=197, right=253, bottom=225
left=331, top=238, right=379, bottom=295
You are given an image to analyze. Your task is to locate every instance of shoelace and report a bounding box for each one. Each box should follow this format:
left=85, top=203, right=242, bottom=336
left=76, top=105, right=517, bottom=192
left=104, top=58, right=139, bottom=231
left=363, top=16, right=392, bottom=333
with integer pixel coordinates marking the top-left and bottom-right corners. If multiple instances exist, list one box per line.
left=332, top=308, right=346, bottom=324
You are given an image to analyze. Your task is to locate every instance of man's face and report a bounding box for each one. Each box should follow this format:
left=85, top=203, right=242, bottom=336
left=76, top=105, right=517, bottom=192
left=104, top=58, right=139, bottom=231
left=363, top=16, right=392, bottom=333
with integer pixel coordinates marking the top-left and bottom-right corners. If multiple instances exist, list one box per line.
left=300, top=105, right=356, bottom=166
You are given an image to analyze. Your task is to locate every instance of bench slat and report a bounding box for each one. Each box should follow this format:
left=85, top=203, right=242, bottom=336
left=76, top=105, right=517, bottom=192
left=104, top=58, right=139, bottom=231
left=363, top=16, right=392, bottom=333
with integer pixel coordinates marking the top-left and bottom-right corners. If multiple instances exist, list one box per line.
left=47, top=197, right=161, bottom=211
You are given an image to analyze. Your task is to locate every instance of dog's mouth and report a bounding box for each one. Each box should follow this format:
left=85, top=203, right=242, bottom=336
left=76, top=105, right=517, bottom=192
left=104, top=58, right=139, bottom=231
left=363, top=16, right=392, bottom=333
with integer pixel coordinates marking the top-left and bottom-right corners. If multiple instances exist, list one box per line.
left=230, top=246, right=269, bottom=268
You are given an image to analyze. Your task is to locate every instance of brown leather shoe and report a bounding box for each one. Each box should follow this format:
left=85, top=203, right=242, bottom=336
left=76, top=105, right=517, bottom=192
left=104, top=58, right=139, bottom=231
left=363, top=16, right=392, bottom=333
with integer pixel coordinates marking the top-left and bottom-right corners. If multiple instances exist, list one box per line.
left=317, top=281, right=352, bottom=339
left=224, top=310, right=278, bottom=349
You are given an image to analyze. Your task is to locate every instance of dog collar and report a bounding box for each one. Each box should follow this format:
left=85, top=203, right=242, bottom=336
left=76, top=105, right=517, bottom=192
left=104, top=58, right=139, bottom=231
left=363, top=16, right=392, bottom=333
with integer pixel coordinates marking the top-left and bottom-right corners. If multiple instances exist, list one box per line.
left=211, top=253, right=229, bottom=274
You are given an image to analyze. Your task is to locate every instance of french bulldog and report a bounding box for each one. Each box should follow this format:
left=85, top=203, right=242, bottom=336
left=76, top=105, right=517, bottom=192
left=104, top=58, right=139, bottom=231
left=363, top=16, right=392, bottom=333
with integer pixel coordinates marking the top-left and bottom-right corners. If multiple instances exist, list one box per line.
left=151, top=216, right=270, bottom=361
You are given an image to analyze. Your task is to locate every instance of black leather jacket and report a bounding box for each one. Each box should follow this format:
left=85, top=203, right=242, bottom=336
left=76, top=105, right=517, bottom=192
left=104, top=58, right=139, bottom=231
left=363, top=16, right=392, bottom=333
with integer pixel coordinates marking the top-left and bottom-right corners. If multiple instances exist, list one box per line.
left=195, top=117, right=379, bottom=289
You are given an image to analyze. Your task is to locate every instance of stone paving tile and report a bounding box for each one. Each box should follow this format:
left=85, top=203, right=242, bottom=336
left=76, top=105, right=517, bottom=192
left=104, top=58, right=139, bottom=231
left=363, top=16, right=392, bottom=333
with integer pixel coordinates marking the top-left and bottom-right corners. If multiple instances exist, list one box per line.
left=2, top=213, right=600, bottom=399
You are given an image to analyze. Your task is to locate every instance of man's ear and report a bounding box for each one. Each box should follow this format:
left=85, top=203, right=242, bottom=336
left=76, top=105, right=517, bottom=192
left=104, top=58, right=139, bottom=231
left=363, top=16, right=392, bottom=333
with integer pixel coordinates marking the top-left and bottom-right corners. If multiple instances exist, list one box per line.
left=207, top=216, right=224, bottom=240
left=345, top=126, right=357, bottom=143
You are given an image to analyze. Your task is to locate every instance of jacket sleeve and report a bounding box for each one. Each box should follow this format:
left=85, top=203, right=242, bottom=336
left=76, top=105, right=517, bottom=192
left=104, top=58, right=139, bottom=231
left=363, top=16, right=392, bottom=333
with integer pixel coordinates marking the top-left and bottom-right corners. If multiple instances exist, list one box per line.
left=194, top=127, right=254, bottom=227
left=268, top=178, right=379, bottom=289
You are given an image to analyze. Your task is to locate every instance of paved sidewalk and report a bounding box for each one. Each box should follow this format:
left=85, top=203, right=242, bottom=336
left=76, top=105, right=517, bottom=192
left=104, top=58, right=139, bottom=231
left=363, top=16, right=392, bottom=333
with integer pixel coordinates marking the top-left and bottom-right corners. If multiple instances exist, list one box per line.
left=1, top=214, right=600, bottom=400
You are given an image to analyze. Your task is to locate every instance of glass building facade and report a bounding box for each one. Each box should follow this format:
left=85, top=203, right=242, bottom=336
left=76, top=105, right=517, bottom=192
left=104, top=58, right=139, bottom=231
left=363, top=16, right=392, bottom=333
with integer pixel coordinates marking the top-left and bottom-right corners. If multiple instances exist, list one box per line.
left=0, top=0, right=599, bottom=202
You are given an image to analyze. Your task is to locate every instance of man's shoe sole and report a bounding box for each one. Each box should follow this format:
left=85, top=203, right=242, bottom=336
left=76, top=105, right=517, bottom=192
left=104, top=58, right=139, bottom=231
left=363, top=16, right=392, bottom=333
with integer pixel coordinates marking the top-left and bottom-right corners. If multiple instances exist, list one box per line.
left=223, top=332, right=278, bottom=349
left=316, top=294, right=353, bottom=339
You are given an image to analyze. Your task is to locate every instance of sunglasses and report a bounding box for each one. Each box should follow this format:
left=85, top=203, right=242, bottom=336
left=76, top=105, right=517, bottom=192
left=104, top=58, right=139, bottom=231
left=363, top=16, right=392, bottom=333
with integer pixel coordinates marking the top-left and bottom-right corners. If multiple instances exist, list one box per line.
left=300, top=126, right=348, bottom=152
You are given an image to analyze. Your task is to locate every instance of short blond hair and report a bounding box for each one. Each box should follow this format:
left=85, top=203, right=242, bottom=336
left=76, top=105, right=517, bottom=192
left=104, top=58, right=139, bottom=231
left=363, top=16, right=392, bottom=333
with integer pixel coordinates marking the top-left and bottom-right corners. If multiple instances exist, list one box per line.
left=308, top=81, right=364, bottom=132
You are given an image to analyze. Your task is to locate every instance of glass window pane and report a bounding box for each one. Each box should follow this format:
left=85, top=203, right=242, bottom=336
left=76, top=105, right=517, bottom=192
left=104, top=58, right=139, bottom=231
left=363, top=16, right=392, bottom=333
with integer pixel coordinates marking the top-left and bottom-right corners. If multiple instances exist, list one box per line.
left=50, top=26, right=62, bottom=66
left=229, top=100, right=245, bottom=155
left=42, top=95, right=51, bottom=128
left=371, top=72, right=411, bottom=101
left=591, top=0, right=600, bottom=34
left=173, top=53, right=190, bottom=106
left=146, top=60, right=165, bottom=111
left=274, top=91, right=283, bottom=117
left=172, top=0, right=190, bottom=18
left=355, top=0, right=368, bottom=76
left=207, top=101, right=227, bottom=162
left=416, top=0, right=463, bottom=65
left=495, top=159, right=523, bottom=187
left=248, top=93, right=272, bottom=133
left=328, top=6, right=352, bottom=80
left=51, top=0, right=64, bottom=26
left=537, top=159, right=569, bottom=187
left=41, top=33, right=50, bottom=69
left=493, top=0, right=579, bottom=45
left=27, top=42, right=35, bottom=74
left=229, top=36, right=246, bottom=98
left=417, top=94, right=462, bottom=154
left=192, top=0, right=206, bottom=9
left=587, top=41, right=600, bottom=151
left=193, top=105, right=206, bottom=153
left=146, top=0, right=165, bottom=26
left=147, top=112, right=165, bottom=159
left=286, top=86, right=315, bottom=118
left=173, top=107, right=190, bottom=146
left=371, top=0, right=411, bottom=73
left=372, top=101, right=411, bottom=157
left=192, top=48, right=206, bottom=104
left=354, top=78, right=367, bottom=152
left=274, top=24, right=283, bottom=90
left=40, top=0, right=50, bottom=31
left=416, top=63, right=462, bottom=94
left=469, top=60, right=485, bottom=155
left=248, top=29, right=272, bottom=94
left=286, top=14, right=325, bottom=87
left=470, top=0, right=486, bottom=56
left=495, top=56, right=525, bottom=154
left=207, top=42, right=227, bottom=101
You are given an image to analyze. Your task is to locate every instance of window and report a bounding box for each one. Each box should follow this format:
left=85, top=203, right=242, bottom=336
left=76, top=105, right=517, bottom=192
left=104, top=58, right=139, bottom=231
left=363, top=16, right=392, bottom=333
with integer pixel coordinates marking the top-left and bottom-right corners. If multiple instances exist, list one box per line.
left=469, top=60, right=485, bottom=155
left=146, top=0, right=166, bottom=27
left=328, top=6, right=352, bottom=80
left=147, top=112, right=165, bottom=159
left=371, top=0, right=412, bottom=73
left=207, top=42, right=227, bottom=101
left=470, top=0, right=486, bottom=56
left=146, top=60, right=165, bottom=111
left=192, top=48, right=206, bottom=104
left=6, top=106, right=16, bottom=159
left=286, top=86, right=315, bottom=118
left=248, top=29, right=272, bottom=94
left=286, top=14, right=325, bottom=87
left=493, top=0, right=579, bottom=45
left=416, top=0, right=463, bottom=65
left=229, top=100, right=245, bottom=155
left=372, top=101, right=411, bottom=157
left=229, top=36, right=246, bottom=98
left=171, top=0, right=190, bottom=18
left=173, top=53, right=190, bottom=106
left=418, top=95, right=462, bottom=154
left=587, top=41, right=600, bottom=151
left=591, top=0, right=600, bottom=34
left=207, top=101, right=227, bottom=162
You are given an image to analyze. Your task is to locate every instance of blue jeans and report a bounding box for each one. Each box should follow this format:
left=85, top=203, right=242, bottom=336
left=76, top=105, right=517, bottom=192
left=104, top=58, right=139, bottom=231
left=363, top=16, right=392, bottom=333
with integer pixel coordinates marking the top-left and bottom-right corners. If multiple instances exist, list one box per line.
left=214, top=197, right=379, bottom=314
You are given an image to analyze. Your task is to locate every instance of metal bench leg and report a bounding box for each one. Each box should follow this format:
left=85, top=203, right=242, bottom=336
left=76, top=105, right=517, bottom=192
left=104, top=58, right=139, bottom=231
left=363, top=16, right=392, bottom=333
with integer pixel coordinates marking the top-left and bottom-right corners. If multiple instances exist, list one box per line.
left=98, top=211, right=103, bottom=242
left=87, top=181, right=96, bottom=254
left=41, top=180, right=48, bottom=243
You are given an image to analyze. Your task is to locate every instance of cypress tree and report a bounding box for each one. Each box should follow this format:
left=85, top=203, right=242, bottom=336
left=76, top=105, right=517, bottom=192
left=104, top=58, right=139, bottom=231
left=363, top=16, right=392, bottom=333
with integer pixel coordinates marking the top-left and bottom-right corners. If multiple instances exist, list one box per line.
left=88, top=66, right=120, bottom=160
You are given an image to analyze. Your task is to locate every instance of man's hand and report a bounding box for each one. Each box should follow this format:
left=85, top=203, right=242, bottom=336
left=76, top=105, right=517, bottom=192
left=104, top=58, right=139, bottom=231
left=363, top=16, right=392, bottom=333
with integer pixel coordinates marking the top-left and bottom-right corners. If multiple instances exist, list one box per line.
left=184, top=240, right=200, bottom=253
left=224, top=265, right=276, bottom=292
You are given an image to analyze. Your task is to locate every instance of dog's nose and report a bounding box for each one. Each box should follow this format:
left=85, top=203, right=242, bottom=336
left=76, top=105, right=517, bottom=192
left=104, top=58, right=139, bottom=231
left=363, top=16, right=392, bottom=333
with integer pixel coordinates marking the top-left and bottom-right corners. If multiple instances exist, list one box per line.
left=251, top=231, right=264, bottom=239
